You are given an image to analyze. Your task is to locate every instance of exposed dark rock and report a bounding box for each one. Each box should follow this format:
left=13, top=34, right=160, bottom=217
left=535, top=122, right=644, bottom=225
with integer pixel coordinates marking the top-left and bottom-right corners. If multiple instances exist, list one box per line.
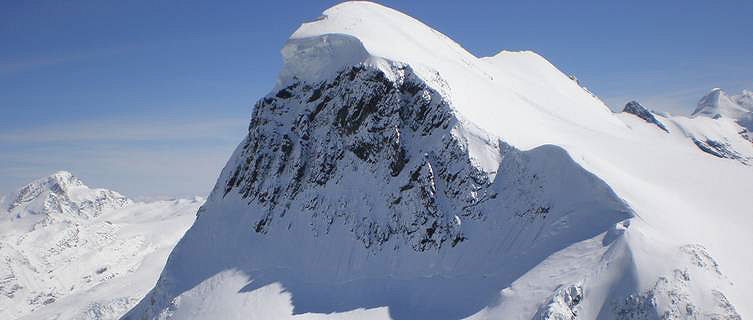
left=623, top=101, right=669, bottom=133
left=223, top=64, right=501, bottom=251
left=692, top=138, right=751, bottom=165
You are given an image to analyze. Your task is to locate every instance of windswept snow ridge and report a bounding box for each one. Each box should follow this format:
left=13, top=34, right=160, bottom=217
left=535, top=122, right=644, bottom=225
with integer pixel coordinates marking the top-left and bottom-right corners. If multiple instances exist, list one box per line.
left=0, top=172, right=202, bottom=320
left=127, top=2, right=753, bottom=320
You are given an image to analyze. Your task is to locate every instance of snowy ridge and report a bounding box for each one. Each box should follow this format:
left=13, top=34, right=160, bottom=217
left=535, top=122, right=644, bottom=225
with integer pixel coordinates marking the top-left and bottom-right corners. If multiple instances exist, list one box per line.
left=0, top=172, right=202, bottom=320
left=278, top=1, right=479, bottom=87
left=127, top=2, right=753, bottom=319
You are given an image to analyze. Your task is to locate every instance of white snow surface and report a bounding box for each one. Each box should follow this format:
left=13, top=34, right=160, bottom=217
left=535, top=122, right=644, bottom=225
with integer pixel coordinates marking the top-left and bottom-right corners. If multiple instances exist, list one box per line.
left=0, top=171, right=202, bottom=320
left=126, top=2, right=753, bottom=320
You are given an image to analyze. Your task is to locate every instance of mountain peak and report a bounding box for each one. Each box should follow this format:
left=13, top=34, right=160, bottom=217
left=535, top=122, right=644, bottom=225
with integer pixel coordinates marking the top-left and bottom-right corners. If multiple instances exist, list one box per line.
left=692, top=87, right=749, bottom=119
left=622, top=100, right=669, bottom=132
left=5, top=171, right=130, bottom=220
left=45, top=170, right=84, bottom=191
left=279, top=1, right=477, bottom=86
left=50, top=170, right=74, bottom=179
left=624, top=100, right=645, bottom=110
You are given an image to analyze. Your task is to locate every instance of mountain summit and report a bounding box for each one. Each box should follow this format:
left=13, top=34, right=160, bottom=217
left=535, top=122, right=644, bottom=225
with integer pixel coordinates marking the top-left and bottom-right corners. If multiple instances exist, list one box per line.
left=3, top=171, right=130, bottom=222
left=690, top=88, right=753, bottom=144
left=692, top=88, right=751, bottom=120
left=126, top=2, right=753, bottom=319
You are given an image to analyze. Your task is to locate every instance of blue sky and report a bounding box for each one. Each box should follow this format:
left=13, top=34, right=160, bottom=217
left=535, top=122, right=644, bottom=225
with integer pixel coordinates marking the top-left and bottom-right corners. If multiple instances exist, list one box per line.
left=1, top=0, right=751, bottom=197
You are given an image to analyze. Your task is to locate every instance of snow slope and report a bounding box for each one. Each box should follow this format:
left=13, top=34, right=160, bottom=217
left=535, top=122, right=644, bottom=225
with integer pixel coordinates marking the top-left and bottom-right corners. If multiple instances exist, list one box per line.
left=127, top=2, right=753, bottom=319
left=0, top=171, right=202, bottom=320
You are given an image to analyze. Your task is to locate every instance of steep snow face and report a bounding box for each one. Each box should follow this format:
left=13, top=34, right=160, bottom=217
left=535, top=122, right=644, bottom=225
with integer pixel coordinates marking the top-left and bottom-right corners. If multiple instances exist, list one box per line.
left=128, top=2, right=753, bottom=320
left=0, top=172, right=202, bottom=320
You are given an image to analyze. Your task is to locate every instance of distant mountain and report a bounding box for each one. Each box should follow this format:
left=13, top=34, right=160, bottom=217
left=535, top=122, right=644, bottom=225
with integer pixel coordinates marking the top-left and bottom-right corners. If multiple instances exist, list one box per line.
left=3, top=171, right=130, bottom=223
left=0, top=171, right=202, bottom=320
left=620, top=90, right=753, bottom=165
left=733, top=90, right=753, bottom=111
left=693, top=88, right=753, bottom=140
left=692, top=88, right=750, bottom=119
left=125, top=2, right=753, bottom=320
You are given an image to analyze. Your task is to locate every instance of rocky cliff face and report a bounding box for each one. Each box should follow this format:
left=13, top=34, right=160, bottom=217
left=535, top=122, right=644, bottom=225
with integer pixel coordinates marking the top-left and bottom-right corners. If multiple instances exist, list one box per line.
left=622, top=101, right=668, bottom=133
left=221, top=64, right=501, bottom=252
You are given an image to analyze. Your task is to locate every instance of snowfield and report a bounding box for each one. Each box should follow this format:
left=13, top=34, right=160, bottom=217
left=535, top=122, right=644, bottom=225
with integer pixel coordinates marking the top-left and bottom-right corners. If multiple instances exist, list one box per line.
left=49, top=2, right=753, bottom=319
left=0, top=171, right=202, bottom=320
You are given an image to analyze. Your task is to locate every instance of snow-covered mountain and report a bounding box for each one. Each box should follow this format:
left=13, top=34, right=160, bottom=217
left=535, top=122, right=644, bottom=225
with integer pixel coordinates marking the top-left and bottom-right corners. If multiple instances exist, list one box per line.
left=692, top=88, right=753, bottom=121
left=619, top=90, right=753, bottom=165
left=125, top=2, right=753, bottom=319
left=2, top=171, right=131, bottom=225
left=0, top=171, right=202, bottom=320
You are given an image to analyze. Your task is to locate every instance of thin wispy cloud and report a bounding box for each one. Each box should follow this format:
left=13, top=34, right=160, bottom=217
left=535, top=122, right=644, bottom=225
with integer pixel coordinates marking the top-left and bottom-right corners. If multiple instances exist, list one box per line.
left=0, top=44, right=139, bottom=75
left=0, top=116, right=246, bottom=144
left=0, top=56, right=75, bottom=74
left=0, top=116, right=247, bottom=197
